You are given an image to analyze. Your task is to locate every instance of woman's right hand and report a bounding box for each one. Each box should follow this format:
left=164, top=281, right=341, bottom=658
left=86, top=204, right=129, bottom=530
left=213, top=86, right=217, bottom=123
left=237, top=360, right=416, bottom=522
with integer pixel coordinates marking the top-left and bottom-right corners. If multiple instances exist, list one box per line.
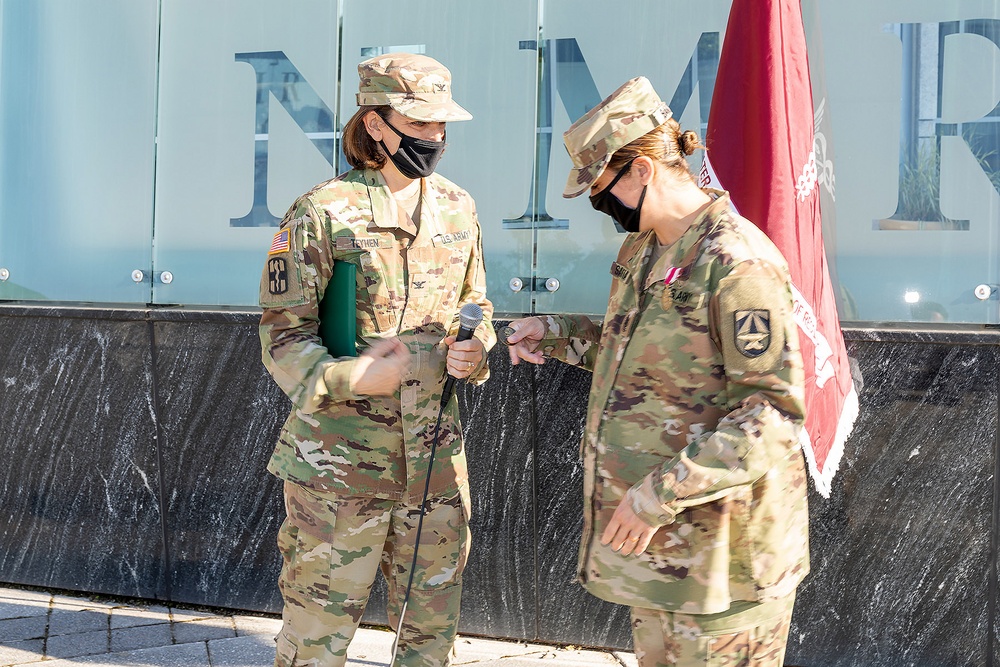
left=503, top=317, right=547, bottom=366
left=349, top=337, right=411, bottom=396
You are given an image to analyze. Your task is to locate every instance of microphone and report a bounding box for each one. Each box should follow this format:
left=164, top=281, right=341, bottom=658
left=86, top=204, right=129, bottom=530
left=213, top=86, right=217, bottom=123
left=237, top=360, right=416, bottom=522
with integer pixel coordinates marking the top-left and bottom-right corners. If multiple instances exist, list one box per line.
left=441, top=303, right=483, bottom=407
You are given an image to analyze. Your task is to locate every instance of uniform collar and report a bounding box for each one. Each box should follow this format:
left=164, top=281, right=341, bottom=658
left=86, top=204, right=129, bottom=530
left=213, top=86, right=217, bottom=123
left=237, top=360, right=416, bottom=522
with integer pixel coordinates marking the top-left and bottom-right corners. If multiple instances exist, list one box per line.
left=362, top=168, right=422, bottom=236
left=636, top=189, right=733, bottom=289
left=667, top=190, right=729, bottom=267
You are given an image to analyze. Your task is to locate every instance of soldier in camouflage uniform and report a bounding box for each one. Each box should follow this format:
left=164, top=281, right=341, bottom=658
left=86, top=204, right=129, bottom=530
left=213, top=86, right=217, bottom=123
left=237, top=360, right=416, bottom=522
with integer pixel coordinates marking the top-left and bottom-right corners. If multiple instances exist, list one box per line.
left=505, top=77, right=809, bottom=666
left=259, top=53, right=495, bottom=667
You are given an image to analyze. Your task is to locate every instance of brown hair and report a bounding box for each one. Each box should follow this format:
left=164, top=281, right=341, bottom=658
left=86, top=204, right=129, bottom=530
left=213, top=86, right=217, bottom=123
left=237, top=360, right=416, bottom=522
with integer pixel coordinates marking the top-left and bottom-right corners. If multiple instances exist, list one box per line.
left=606, top=118, right=704, bottom=183
left=341, top=106, right=392, bottom=170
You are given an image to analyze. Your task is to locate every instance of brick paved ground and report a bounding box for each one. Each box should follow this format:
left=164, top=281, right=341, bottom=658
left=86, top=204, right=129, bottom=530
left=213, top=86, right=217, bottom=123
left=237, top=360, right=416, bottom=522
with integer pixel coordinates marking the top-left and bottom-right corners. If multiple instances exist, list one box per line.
left=0, top=586, right=636, bottom=667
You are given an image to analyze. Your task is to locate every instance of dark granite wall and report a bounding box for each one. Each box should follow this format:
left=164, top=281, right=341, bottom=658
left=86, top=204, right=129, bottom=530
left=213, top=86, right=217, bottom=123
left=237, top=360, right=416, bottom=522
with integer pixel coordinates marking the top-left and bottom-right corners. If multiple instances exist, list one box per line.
left=0, top=304, right=997, bottom=666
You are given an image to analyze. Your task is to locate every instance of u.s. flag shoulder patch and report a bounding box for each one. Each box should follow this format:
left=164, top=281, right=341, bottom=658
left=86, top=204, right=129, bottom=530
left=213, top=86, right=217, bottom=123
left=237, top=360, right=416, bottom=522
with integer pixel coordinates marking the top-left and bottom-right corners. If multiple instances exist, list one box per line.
left=268, top=229, right=290, bottom=255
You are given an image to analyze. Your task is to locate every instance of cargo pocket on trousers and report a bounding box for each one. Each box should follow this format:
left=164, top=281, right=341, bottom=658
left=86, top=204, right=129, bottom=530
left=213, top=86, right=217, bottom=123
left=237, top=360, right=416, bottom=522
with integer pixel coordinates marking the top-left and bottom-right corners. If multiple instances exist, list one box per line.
left=274, top=632, right=299, bottom=667
left=704, top=613, right=791, bottom=667
left=295, top=536, right=337, bottom=603
left=280, top=486, right=339, bottom=604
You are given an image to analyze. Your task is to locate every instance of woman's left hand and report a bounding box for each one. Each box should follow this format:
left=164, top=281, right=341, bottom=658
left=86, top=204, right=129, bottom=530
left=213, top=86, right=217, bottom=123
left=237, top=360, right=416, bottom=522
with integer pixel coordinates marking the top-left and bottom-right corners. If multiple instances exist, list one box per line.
left=444, top=335, right=485, bottom=379
left=601, top=498, right=657, bottom=557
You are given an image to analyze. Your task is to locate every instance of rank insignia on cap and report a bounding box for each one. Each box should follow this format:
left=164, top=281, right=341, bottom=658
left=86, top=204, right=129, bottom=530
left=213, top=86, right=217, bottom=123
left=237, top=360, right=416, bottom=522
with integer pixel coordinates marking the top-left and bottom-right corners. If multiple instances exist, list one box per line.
left=267, top=257, right=289, bottom=295
left=734, top=309, right=771, bottom=357
left=269, top=229, right=290, bottom=255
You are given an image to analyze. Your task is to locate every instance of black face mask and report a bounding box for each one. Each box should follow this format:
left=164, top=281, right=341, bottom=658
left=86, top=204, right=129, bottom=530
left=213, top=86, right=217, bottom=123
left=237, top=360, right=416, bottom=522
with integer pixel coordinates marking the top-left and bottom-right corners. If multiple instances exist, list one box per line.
left=379, top=119, right=446, bottom=179
left=589, top=159, right=647, bottom=233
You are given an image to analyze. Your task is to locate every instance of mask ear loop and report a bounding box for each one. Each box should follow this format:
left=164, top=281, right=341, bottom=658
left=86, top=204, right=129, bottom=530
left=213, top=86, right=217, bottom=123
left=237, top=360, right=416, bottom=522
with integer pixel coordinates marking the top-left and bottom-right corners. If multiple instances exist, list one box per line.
left=381, top=117, right=404, bottom=139
left=378, top=115, right=401, bottom=158
left=597, top=157, right=636, bottom=196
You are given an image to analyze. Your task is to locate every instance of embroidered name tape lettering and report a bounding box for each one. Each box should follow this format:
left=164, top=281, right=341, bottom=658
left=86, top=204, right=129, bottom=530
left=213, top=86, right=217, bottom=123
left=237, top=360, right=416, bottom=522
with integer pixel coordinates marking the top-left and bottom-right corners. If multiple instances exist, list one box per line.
left=336, top=236, right=386, bottom=250
left=434, top=230, right=473, bottom=246
left=663, top=285, right=707, bottom=309
left=269, top=229, right=290, bottom=255
left=610, top=262, right=632, bottom=282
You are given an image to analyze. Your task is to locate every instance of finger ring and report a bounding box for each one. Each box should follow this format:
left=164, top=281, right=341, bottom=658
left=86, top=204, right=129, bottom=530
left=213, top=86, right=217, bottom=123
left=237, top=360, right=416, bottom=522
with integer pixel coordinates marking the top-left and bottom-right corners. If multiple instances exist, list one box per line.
left=466, top=361, right=475, bottom=370
left=628, top=536, right=639, bottom=542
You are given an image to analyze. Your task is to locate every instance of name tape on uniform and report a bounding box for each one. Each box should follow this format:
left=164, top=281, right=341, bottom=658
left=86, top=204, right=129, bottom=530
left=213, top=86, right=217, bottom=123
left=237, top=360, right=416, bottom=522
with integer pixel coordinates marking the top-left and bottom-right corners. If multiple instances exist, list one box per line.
left=433, top=230, right=473, bottom=246
left=663, top=285, right=707, bottom=309
left=610, top=261, right=632, bottom=282
left=336, top=236, right=390, bottom=250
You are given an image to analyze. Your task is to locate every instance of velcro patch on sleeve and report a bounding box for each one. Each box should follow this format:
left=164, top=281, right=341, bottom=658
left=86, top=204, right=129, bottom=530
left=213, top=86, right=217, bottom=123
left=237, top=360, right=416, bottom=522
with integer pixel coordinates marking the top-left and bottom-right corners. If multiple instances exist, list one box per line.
left=717, top=274, right=787, bottom=373
left=259, top=225, right=306, bottom=308
left=266, top=256, right=290, bottom=295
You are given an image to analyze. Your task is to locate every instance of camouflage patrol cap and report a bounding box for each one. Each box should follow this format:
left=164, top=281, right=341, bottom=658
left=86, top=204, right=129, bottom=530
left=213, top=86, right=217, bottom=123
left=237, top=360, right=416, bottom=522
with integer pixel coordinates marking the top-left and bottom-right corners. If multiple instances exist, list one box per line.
left=562, top=76, right=672, bottom=198
left=357, top=52, right=472, bottom=122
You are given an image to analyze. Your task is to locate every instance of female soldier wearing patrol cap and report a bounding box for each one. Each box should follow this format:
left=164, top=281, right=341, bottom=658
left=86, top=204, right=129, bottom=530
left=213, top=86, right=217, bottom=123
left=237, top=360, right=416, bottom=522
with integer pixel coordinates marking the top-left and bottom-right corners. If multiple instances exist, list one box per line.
left=504, top=77, right=809, bottom=667
left=259, top=53, right=495, bottom=667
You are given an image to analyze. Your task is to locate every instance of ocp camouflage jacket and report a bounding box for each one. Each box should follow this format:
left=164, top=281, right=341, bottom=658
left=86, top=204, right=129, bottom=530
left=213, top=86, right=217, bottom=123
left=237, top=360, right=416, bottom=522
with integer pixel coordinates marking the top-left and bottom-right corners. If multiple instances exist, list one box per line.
left=539, top=192, right=809, bottom=614
left=259, top=168, right=495, bottom=505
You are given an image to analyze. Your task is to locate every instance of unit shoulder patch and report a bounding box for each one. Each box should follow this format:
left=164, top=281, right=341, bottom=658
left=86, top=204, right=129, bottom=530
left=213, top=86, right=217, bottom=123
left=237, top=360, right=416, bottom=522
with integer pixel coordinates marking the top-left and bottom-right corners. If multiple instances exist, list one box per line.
left=267, top=256, right=289, bottom=295
left=259, top=227, right=306, bottom=308
left=717, top=273, right=787, bottom=373
left=734, top=309, right=771, bottom=357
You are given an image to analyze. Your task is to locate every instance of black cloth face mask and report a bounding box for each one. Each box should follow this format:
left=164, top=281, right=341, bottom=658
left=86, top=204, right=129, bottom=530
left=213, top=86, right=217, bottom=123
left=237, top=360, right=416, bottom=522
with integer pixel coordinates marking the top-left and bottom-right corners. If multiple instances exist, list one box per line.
left=589, top=158, right=647, bottom=233
left=379, top=118, right=446, bottom=179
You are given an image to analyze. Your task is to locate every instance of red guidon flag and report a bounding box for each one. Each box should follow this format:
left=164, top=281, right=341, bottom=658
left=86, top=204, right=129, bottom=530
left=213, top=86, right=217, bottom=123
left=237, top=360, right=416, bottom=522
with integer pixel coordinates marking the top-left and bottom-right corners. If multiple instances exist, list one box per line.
left=699, top=0, right=858, bottom=496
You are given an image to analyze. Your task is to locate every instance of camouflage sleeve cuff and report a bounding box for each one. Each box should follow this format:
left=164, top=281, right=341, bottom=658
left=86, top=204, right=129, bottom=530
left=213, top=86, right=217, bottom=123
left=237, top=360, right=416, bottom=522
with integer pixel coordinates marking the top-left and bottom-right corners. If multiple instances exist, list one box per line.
left=538, top=315, right=599, bottom=366
left=325, top=357, right=365, bottom=403
left=626, top=475, right=678, bottom=527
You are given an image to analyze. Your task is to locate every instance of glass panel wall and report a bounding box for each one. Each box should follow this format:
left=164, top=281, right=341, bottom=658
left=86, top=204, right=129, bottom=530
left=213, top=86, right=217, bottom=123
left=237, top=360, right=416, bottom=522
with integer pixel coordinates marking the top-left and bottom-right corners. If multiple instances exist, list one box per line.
left=338, top=0, right=539, bottom=315
left=0, top=0, right=998, bottom=323
left=153, top=0, right=339, bottom=305
left=820, top=2, right=1000, bottom=324
left=534, top=1, right=728, bottom=316
left=0, top=1, right=158, bottom=302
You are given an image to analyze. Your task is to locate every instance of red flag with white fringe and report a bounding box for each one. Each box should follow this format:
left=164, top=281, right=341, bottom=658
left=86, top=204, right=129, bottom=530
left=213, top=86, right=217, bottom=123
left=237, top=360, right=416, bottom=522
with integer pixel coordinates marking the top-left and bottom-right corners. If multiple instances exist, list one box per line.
left=698, top=0, right=858, bottom=496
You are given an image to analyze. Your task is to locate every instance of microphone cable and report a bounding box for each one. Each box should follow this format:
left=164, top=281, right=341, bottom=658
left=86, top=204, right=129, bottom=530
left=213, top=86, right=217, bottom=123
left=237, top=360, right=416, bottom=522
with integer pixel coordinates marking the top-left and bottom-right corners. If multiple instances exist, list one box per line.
left=390, top=400, right=446, bottom=664
left=391, top=302, right=481, bottom=663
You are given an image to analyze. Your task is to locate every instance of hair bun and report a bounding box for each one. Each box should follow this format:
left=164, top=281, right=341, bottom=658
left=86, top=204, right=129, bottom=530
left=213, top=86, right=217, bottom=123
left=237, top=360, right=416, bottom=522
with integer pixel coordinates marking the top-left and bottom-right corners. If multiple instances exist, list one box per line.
left=678, top=130, right=702, bottom=156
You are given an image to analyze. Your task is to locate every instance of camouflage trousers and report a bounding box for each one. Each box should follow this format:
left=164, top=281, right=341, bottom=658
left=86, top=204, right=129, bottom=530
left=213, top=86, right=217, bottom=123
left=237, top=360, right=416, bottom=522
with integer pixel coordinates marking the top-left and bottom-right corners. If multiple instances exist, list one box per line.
left=274, top=482, right=471, bottom=667
left=630, top=594, right=796, bottom=667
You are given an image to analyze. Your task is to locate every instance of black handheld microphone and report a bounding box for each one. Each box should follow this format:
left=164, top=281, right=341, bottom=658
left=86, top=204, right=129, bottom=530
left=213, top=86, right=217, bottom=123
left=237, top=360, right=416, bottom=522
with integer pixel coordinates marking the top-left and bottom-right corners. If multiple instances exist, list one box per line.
left=441, top=303, right=483, bottom=407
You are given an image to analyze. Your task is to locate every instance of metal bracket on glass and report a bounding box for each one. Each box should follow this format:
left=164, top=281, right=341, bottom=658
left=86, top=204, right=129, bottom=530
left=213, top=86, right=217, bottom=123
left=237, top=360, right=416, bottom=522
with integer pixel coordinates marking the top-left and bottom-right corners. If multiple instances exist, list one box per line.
left=0, top=268, right=9, bottom=282
left=509, top=277, right=560, bottom=293
left=157, top=271, right=174, bottom=285
left=974, top=284, right=998, bottom=301
left=131, top=269, right=147, bottom=283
